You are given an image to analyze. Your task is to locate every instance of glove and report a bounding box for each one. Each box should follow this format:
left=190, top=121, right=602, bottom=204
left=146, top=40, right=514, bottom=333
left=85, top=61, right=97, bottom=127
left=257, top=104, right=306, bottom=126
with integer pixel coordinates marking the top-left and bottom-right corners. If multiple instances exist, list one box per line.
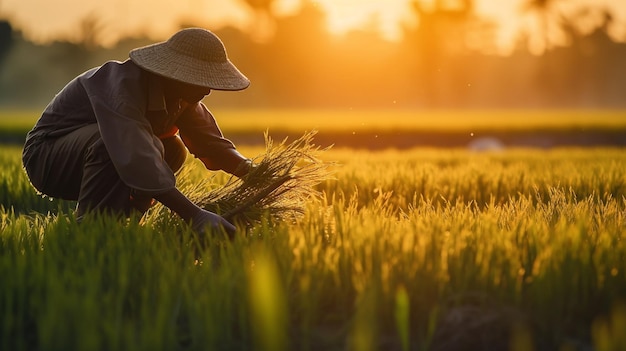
left=190, top=209, right=237, bottom=238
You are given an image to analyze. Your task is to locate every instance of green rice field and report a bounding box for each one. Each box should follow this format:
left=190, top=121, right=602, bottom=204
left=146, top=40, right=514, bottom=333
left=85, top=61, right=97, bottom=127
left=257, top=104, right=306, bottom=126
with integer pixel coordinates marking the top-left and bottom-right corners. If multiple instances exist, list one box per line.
left=2, top=110, right=626, bottom=350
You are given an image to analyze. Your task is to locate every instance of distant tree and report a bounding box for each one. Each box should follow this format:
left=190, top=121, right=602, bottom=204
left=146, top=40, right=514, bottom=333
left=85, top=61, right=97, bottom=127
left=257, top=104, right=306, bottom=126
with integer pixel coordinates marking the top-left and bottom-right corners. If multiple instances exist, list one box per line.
left=242, top=0, right=277, bottom=42
left=404, top=0, right=478, bottom=107
left=255, top=1, right=330, bottom=106
left=0, top=20, right=13, bottom=64
left=556, top=9, right=626, bottom=107
left=521, top=0, right=573, bottom=54
left=76, top=14, right=106, bottom=50
left=242, top=0, right=273, bottom=13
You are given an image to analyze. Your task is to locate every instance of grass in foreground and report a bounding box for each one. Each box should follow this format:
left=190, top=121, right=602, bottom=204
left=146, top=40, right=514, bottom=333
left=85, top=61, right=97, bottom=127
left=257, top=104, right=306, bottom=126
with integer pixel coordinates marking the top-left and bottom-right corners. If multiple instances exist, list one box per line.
left=2, top=144, right=626, bottom=351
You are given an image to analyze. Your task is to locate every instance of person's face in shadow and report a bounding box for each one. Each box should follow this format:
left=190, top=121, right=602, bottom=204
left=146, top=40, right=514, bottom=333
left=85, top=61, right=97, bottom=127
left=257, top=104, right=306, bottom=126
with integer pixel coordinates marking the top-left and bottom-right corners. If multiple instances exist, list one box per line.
left=164, top=78, right=212, bottom=104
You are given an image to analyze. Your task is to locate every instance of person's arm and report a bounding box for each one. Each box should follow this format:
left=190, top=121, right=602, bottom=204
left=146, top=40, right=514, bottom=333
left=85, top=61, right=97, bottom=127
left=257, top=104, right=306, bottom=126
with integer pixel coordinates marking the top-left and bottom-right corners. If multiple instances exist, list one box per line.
left=177, top=102, right=251, bottom=176
left=155, top=188, right=236, bottom=235
left=82, top=61, right=177, bottom=194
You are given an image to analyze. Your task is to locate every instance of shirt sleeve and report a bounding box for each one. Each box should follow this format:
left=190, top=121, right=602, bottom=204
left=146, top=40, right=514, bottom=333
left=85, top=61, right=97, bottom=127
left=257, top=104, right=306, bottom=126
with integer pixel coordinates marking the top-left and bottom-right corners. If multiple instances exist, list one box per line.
left=177, top=102, right=248, bottom=174
left=80, top=63, right=176, bottom=195
left=92, top=96, right=176, bottom=193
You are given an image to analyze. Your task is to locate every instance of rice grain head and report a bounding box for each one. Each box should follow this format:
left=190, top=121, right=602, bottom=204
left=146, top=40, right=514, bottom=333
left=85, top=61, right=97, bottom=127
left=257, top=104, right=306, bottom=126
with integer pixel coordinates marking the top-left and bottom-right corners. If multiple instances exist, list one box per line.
left=191, top=130, right=335, bottom=227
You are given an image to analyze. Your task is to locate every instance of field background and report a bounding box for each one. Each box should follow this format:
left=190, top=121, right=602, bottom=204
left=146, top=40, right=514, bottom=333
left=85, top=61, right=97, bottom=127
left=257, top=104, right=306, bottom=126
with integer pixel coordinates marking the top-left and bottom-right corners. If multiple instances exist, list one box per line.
left=3, top=0, right=626, bottom=348
left=2, top=109, right=626, bottom=148
left=2, top=109, right=626, bottom=351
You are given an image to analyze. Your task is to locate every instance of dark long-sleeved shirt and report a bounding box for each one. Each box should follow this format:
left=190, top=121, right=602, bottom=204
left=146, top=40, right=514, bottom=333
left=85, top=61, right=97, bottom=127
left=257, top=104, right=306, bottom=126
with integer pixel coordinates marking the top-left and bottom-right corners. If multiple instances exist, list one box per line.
left=24, top=59, right=247, bottom=196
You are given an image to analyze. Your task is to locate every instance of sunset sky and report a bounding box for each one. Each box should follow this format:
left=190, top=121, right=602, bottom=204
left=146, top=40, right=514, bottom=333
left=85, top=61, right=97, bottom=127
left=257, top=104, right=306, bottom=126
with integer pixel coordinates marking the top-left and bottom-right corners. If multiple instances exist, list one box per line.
left=1, top=0, right=625, bottom=53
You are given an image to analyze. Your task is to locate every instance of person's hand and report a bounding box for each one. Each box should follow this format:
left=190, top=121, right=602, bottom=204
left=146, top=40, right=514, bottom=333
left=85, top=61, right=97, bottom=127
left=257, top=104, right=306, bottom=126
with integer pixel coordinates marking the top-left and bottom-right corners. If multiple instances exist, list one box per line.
left=232, top=158, right=256, bottom=178
left=190, top=209, right=236, bottom=238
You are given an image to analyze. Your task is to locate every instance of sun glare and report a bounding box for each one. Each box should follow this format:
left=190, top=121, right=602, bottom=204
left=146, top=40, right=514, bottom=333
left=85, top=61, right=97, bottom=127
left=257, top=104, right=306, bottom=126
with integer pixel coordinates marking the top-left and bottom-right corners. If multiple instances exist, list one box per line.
left=1, top=0, right=625, bottom=49
left=313, top=0, right=415, bottom=40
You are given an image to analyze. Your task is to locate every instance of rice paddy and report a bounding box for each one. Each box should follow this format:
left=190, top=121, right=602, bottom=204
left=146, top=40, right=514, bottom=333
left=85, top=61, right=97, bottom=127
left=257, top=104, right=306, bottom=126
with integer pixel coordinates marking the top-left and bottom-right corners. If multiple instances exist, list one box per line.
left=1, top=110, right=626, bottom=351
left=2, top=109, right=626, bottom=135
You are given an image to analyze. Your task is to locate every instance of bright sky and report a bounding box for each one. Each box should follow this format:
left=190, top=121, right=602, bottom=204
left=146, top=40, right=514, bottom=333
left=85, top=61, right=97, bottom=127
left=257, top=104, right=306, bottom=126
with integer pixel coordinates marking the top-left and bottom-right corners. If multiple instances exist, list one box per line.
left=1, top=0, right=625, bottom=53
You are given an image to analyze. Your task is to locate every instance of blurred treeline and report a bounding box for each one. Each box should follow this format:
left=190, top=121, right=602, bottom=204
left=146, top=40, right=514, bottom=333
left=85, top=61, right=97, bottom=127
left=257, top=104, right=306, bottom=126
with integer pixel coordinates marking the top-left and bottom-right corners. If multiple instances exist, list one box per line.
left=0, top=1, right=625, bottom=110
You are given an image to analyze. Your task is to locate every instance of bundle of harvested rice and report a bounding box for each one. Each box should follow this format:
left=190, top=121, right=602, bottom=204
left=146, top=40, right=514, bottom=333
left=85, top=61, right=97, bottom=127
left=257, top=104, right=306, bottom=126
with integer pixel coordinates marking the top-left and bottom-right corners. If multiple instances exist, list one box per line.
left=189, top=130, right=334, bottom=227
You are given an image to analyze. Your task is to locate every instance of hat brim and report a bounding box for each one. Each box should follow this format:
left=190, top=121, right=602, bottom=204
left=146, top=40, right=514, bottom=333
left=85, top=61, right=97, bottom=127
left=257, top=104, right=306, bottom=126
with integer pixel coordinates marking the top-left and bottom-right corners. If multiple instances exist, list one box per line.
left=129, top=43, right=250, bottom=91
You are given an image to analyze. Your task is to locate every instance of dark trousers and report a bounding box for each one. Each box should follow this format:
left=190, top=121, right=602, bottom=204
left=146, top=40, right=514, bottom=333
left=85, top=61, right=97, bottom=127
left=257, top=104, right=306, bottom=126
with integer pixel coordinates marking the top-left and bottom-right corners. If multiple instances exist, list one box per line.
left=23, top=124, right=186, bottom=219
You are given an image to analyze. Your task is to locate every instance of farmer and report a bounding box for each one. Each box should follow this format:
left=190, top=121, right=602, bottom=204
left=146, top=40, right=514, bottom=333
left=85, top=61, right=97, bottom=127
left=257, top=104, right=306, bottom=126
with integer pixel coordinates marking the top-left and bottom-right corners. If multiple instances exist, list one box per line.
left=21, top=28, right=253, bottom=236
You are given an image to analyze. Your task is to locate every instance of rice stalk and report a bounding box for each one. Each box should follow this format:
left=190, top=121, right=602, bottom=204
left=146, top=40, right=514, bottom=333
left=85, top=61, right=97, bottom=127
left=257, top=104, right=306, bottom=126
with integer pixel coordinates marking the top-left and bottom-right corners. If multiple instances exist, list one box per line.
left=190, top=130, right=334, bottom=227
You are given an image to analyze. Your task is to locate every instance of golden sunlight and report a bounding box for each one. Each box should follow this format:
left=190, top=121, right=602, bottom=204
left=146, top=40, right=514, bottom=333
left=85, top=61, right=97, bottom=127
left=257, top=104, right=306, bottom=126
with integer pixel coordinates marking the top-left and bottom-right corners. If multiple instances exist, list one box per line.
left=313, top=0, right=415, bottom=41
left=1, top=0, right=625, bottom=51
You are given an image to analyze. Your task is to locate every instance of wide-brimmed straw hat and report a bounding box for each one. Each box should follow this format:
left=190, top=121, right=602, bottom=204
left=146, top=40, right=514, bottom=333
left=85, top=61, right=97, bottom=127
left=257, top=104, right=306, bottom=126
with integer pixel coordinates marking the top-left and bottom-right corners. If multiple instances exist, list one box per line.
left=129, top=28, right=250, bottom=91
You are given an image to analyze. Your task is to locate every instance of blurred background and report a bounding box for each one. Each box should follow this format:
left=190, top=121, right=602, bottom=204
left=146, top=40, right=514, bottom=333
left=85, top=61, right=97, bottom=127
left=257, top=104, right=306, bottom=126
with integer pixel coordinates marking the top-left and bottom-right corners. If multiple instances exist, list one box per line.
left=0, top=0, right=625, bottom=111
